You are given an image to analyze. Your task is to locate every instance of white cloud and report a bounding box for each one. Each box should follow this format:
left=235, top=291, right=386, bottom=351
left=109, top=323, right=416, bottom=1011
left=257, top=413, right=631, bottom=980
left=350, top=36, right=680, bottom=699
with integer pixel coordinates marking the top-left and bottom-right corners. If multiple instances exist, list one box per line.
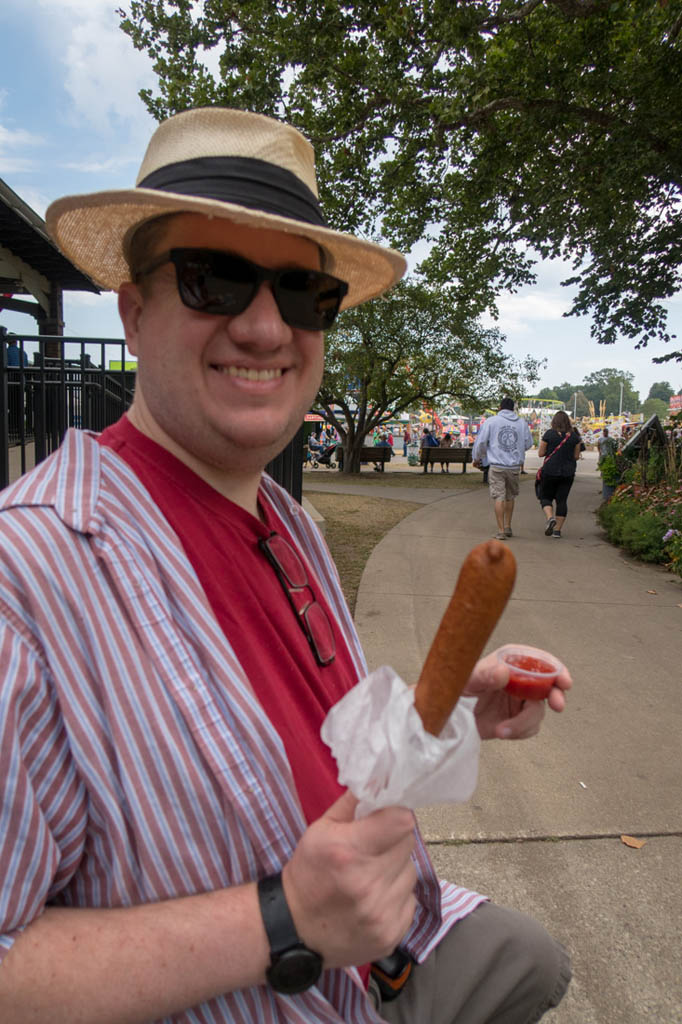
left=0, top=156, right=41, bottom=175
left=46, top=0, right=112, bottom=12
left=496, top=291, right=569, bottom=332
left=61, top=290, right=123, bottom=339
left=481, top=287, right=572, bottom=339
left=0, top=121, right=44, bottom=152
left=197, top=43, right=224, bottom=81
left=67, top=290, right=113, bottom=308
left=0, top=119, right=46, bottom=177
left=61, top=156, right=139, bottom=175
left=62, top=16, right=156, bottom=139
left=24, top=0, right=156, bottom=148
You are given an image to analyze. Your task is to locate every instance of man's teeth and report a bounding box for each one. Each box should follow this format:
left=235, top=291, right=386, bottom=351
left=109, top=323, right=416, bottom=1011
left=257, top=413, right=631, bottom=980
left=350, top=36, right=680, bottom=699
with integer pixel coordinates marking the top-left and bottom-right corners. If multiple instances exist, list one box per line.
left=214, top=366, right=283, bottom=381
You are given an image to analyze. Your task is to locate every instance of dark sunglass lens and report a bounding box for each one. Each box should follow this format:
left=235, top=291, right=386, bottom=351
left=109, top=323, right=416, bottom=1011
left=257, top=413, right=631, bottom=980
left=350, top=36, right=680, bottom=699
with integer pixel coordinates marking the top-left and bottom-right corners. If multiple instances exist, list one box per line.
left=314, top=284, right=344, bottom=327
left=175, top=260, right=209, bottom=308
left=175, top=252, right=256, bottom=315
left=170, top=250, right=346, bottom=328
left=276, top=270, right=343, bottom=330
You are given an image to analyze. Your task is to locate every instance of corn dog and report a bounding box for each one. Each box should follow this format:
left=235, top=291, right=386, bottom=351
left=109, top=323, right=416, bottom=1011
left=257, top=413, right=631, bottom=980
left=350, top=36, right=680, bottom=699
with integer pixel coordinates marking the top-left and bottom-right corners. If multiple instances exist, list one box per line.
left=414, top=540, right=517, bottom=736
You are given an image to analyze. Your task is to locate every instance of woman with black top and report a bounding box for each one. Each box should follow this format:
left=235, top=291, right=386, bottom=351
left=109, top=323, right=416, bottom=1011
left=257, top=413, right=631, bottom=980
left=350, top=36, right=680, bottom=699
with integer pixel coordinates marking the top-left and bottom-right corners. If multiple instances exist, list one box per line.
left=537, top=411, right=583, bottom=538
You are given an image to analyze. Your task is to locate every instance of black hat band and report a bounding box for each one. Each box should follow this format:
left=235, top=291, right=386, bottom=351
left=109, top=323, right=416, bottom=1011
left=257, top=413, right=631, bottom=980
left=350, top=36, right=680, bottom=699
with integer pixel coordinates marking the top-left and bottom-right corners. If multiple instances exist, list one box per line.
left=138, top=156, right=328, bottom=228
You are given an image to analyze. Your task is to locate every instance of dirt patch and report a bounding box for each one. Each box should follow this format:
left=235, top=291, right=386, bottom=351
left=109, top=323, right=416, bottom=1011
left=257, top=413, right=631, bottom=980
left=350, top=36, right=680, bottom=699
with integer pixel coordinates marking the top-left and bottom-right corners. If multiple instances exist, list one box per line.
left=303, top=466, right=484, bottom=491
left=306, top=492, right=422, bottom=615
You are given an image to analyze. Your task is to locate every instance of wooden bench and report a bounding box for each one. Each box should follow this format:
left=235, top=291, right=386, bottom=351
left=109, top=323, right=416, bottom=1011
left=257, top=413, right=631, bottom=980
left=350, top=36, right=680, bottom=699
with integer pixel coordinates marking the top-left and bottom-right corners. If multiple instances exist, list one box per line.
left=359, top=445, right=392, bottom=471
left=420, top=447, right=473, bottom=473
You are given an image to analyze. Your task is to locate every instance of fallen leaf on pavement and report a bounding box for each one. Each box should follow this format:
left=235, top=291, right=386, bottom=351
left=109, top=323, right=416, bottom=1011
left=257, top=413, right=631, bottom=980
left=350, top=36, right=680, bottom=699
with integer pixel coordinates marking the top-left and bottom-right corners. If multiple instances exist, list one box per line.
left=620, top=835, right=647, bottom=849
left=646, top=590, right=657, bottom=595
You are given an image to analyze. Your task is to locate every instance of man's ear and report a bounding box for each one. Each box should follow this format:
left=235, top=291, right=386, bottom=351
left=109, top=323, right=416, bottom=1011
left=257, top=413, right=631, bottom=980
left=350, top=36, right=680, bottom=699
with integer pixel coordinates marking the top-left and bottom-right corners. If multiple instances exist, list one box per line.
left=117, top=282, right=144, bottom=356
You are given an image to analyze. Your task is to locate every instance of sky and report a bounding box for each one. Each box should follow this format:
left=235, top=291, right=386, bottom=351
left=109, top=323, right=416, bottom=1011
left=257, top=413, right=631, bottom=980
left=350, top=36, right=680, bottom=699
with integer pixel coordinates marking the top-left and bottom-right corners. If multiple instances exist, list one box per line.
left=1, top=0, right=681, bottom=404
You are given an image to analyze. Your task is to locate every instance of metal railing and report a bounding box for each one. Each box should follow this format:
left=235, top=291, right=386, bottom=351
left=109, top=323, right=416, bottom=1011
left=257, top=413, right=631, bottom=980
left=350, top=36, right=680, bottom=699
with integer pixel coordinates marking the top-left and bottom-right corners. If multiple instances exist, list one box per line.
left=1, top=336, right=302, bottom=501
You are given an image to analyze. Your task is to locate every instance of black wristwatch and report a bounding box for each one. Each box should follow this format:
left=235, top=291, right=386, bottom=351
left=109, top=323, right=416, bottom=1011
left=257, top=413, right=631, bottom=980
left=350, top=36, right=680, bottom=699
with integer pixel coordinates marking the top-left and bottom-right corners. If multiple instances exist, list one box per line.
left=257, top=872, right=323, bottom=994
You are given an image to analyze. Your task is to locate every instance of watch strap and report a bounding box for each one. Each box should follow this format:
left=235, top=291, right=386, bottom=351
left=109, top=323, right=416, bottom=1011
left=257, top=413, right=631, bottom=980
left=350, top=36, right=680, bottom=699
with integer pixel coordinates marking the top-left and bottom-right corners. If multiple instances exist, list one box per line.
left=257, top=871, right=301, bottom=956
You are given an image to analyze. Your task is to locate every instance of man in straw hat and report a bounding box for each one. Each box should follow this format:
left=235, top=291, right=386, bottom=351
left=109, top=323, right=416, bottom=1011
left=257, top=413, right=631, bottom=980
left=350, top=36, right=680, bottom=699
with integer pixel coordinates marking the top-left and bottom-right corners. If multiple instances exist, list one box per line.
left=0, top=107, right=571, bottom=1022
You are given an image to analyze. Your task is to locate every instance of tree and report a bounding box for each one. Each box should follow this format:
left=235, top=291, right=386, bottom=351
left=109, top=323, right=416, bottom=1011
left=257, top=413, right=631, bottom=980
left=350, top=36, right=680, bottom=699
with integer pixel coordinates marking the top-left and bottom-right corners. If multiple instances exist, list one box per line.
left=536, top=387, right=559, bottom=402
left=315, top=280, right=539, bottom=472
left=581, top=368, right=640, bottom=416
left=647, top=381, right=674, bottom=403
left=566, top=390, right=590, bottom=419
left=641, top=397, right=669, bottom=422
left=554, top=383, right=577, bottom=406
left=119, top=0, right=682, bottom=358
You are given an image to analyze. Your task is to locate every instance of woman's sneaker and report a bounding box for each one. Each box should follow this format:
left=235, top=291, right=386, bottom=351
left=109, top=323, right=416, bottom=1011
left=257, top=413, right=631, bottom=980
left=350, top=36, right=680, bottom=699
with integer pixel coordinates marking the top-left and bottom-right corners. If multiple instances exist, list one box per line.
left=552, top=530, right=562, bottom=538
left=545, top=517, right=557, bottom=536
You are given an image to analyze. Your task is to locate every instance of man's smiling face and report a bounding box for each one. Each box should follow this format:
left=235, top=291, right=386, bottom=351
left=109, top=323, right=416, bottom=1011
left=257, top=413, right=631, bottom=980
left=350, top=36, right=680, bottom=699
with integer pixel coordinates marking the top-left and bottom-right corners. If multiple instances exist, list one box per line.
left=118, top=213, right=326, bottom=476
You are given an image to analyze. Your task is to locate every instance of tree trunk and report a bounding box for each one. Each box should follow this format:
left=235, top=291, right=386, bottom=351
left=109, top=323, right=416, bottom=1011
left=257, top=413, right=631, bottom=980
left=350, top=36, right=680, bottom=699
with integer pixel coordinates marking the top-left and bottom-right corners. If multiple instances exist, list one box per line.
left=339, top=434, right=370, bottom=474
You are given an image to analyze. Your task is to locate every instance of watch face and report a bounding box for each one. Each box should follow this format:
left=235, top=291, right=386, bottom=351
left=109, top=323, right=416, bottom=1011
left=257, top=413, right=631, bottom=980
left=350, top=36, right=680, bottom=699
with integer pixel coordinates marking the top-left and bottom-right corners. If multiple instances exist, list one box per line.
left=267, top=945, right=323, bottom=995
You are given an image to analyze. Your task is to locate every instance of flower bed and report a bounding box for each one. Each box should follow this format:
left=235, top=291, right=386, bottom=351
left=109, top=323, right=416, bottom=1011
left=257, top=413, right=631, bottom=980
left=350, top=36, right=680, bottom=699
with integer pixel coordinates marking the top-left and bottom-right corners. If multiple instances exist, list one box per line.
left=597, top=418, right=682, bottom=576
left=598, top=481, right=682, bottom=577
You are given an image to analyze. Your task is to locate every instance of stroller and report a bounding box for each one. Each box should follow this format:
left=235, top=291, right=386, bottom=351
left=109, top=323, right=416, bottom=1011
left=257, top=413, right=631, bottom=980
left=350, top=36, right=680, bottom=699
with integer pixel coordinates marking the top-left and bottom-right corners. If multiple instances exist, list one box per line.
left=307, top=440, right=340, bottom=469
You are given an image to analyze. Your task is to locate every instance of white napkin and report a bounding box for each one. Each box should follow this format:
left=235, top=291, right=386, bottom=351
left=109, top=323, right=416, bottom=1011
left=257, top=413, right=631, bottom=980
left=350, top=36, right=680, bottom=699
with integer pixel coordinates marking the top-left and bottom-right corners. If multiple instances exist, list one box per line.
left=321, top=665, right=480, bottom=818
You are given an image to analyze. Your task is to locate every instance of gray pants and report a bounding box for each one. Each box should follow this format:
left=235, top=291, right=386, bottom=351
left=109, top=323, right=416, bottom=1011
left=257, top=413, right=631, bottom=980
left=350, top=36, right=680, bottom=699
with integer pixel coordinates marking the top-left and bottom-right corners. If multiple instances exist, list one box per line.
left=370, top=902, right=571, bottom=1024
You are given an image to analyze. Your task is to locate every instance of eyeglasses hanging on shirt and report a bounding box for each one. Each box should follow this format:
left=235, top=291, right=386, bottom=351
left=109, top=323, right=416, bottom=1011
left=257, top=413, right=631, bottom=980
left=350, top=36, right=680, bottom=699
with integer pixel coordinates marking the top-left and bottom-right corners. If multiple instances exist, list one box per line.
left=259, top=531, right=336, bottom=667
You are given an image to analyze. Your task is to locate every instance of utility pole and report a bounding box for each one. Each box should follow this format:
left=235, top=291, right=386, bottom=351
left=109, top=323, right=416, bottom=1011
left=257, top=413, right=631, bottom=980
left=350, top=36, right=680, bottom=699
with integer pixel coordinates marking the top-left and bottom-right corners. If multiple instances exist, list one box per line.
left=573, top=392, right=577, bottom=418
left=619, top=380, right=624, bottom=417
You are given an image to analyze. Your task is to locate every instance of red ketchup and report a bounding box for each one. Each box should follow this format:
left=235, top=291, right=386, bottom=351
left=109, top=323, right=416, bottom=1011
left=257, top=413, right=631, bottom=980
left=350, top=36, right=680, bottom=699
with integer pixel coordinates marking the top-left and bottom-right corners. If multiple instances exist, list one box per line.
left=501, top=651, right=559, bottom=700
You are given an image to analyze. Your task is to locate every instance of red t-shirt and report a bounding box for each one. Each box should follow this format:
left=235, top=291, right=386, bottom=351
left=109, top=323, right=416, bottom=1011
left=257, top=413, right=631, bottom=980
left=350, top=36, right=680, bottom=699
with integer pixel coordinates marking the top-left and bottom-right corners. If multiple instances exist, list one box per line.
left=98, top=416, right=359, bottom=826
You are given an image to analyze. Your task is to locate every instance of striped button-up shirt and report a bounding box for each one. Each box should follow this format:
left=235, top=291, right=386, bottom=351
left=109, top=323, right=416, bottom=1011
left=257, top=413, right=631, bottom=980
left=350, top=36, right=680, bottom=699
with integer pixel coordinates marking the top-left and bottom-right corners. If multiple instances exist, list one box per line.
left=0, top=430, right=485, bottom=1022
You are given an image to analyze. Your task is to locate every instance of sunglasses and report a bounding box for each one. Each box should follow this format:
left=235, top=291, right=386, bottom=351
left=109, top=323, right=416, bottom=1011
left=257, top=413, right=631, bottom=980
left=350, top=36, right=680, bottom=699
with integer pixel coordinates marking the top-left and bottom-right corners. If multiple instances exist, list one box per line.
left=136, top=247, right=349, bottom=331
left=258, top=531, right=336, bottom=667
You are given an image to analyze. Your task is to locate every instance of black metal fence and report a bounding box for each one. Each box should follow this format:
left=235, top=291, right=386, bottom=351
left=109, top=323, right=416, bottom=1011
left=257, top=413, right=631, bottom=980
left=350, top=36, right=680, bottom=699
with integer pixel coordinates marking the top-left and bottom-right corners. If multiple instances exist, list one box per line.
left=1, top=335, right=302, bottom=501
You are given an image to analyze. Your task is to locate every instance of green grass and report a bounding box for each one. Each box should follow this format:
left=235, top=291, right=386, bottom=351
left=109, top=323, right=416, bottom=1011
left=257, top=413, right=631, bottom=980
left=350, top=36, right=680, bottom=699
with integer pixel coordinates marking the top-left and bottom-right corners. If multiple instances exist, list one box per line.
left=305, top=491, right=422, bottom=614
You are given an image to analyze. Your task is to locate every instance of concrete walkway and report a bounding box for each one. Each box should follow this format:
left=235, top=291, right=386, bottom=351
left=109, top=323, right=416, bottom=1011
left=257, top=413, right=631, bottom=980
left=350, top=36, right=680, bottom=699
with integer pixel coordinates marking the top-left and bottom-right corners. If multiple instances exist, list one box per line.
left=314, top=452, right=682, bottom=1023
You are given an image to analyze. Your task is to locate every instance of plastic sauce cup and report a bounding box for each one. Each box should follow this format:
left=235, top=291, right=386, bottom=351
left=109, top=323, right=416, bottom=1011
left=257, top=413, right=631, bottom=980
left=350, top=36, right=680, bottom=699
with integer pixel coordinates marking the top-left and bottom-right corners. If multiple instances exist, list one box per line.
left=497, top=645, right=563, bottom=701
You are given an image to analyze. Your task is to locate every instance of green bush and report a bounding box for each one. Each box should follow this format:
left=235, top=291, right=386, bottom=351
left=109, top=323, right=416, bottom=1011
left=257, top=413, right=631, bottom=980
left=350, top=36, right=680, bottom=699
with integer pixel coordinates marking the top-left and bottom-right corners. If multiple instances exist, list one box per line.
left=599, top=454, right=621, bottom=486
left=597, top=434, right=682, bottom=575
left=599, top=451, right=636, bottom=486
left=598, top=495, right=638, bottom=545
left=646, top=448, right=667, bottom=485
left=598, top=487, right=682, bottom=575
left=619, top=511, right=667, bottom=562
left=621, top=462, right=638, bottom=485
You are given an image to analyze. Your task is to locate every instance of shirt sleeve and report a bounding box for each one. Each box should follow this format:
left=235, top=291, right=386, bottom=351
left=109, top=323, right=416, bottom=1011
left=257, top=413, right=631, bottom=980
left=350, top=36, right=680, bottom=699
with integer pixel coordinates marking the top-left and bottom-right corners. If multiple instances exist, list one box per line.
left=471, top=422, right=489, bottom=460
left=0, top=622, right=87, bottom=963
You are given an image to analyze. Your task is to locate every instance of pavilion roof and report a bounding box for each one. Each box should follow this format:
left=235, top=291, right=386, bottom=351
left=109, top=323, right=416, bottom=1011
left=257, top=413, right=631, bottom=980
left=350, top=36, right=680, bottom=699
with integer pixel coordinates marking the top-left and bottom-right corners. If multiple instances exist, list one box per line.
left=0, top=177, right=99, bottom=294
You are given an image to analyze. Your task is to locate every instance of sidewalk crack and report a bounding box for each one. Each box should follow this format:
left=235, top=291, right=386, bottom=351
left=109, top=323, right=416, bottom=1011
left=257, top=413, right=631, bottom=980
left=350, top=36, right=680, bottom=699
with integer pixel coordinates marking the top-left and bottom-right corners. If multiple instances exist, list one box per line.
left=428, top=830, right=682, bottom=846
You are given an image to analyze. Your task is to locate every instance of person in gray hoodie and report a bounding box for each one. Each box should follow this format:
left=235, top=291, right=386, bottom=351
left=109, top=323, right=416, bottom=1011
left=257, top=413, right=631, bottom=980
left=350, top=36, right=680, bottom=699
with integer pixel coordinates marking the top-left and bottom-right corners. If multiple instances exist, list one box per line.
left=472, top=398, right=532, bottom=539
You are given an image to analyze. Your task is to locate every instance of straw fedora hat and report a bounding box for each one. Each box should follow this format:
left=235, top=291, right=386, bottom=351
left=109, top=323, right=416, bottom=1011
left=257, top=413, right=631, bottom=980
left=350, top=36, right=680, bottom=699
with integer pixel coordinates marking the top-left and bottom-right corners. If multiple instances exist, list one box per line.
left=46, top=106, right=407, bottom=309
